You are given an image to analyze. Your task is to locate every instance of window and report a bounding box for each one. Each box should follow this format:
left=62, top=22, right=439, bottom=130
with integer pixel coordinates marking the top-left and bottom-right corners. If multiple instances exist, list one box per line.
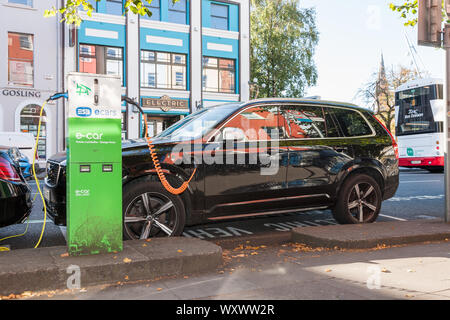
left=140, top=51, right=187, bottom=90
left=79, top=44, right=123, bottom=83
left=203, top=57, right=235, bottom=93
left=8, top=32, right=34, bottom=87
left=280, top=106, right=327, bottom=139
left=143, top=0, right=160, bottom=20
left=8, top=0, right=33, bottom=6
left=105, top=0, right=122, bottom=15
left=168, top=0, right=187, bottom=24
left=20, top=104, right=46, bottom=159
left=220, top=106, right=280, bottom=141
left=331, top=108, right=373, bottom=137
left=211, top=3, right=228, bottom=30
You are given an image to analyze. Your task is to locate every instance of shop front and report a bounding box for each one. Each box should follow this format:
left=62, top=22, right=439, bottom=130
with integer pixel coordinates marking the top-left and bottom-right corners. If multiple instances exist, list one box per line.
left=0, top=87, right=57, bottom=161
left=141, top=95, right=190, bottom=137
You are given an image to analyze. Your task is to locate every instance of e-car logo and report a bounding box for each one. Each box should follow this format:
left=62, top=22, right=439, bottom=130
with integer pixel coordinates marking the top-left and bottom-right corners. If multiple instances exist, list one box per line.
left=75, top=132, right=104, bottom=140
left=76, top=107, right=92, bottom=117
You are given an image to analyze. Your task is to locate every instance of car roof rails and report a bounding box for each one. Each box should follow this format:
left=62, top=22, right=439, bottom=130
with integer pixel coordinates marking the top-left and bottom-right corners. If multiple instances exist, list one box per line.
left=304, top=96, right=321, bottom=100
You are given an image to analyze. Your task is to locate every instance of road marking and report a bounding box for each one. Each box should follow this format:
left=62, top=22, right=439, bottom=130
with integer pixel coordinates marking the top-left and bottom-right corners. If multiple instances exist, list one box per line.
left=59, top=226, right=67, bottom=240
left=24, top=219, right=54, bottom=224
left=379, top=214, right=407, bottom=221
left=387, top=194, right=444, bottom=201
left=400, top=180, right=441, bottom=184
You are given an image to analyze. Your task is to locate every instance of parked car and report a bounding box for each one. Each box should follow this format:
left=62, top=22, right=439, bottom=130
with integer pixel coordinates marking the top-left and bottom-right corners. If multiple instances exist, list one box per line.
left=43, top=98, right=399, bottom=239
left=0, top=150, right=32, bottom=228
left=0, top=132, right=38, bottom=170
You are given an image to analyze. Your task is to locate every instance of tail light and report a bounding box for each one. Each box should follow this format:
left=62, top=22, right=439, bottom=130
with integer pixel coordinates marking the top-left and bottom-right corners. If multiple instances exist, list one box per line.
left=0, top=157, right=21, bottom=182
left=373, top=115, right=399, bottom=159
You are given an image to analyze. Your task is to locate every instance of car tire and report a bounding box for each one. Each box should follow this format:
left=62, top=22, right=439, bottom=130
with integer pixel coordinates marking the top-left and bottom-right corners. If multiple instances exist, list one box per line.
left=332, top=174, right=382, bottom=224
left=122, top=176, right=186, bottom=240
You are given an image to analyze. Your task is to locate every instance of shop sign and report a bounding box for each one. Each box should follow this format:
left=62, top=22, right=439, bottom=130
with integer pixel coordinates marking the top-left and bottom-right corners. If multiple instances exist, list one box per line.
left=142, top=95, right=189, bottom=112
left=1, top=88, right=41, bottom=98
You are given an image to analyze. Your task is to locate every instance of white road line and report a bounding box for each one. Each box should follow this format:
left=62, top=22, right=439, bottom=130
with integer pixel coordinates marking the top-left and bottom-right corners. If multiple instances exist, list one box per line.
left=59, top=226, right=67, bottom=240
left=24, top=219, right=54, bottom=224
left=379, top=214, right=407, bottom=221
left=400, top=180, right=441, bottom=184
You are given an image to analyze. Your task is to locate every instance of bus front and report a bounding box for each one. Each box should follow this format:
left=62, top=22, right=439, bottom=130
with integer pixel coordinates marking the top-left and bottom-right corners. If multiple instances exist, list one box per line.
left=395, top=79, right=444, bottom=173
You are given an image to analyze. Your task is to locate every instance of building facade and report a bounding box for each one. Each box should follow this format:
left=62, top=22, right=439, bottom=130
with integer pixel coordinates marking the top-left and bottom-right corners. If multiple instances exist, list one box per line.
left=65, top=0, right=250, bottom=140
left=0, top=0, right=250, bottom=160
left=0, top=0, right=64, bottom=162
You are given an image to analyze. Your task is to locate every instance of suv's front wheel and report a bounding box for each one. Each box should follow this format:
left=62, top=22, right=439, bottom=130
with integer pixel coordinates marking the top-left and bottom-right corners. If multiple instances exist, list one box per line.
left=332, top=174, right=382, bottom=224
left=122, top=177, right=186, bottom=240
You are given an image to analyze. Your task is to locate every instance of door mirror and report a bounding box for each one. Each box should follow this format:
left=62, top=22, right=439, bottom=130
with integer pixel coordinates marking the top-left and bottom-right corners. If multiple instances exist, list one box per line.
left=222, top=127, right=246, bottom=142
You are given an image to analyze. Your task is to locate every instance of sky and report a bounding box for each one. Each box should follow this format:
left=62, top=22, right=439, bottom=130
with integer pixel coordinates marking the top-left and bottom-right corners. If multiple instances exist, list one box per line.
left=298, top=0, right=445, bottom=107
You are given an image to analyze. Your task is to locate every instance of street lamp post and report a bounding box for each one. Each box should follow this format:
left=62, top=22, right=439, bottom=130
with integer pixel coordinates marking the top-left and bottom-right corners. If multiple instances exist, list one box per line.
left=444, top=24, right=450, bottom=223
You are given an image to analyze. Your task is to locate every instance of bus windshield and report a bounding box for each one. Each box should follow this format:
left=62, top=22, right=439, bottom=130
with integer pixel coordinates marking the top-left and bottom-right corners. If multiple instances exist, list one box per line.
left=395, top=84, right=441, bottom=136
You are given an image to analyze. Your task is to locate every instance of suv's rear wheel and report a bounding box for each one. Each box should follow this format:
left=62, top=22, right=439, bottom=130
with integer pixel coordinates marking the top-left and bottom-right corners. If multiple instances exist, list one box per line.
left=332, top=174, right=381, bottom=224
left=122, top=177, right=186, bottom=240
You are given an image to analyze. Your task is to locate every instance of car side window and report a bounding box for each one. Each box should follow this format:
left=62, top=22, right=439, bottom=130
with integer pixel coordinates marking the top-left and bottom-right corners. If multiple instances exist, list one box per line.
left=219, top=105, right=281, bottom=141
left=322, top=107, right=343, bottom=137
left=280, top=105, right=327, bottom=139
left=330, top=108, right=373, bottom=137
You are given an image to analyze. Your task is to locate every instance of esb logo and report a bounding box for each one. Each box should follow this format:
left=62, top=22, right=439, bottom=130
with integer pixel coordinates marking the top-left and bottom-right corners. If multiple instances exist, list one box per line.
left=76, top=107, right=92, bottom=117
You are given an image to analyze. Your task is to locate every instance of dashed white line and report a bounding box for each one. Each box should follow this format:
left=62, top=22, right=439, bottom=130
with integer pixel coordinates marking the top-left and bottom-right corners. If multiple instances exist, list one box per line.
left=400, top=180, right=441, bottom=184
left=379, top=214, right=407, bottom=221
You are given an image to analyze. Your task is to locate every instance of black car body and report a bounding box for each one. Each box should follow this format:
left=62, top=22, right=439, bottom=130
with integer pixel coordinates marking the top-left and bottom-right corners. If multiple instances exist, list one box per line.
left=44, top=99, right=399, bottom=238
left=0, top=150, right=32, bottom=228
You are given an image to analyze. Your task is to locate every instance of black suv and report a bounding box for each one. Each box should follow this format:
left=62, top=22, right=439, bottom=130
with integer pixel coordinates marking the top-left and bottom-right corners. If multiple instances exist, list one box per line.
left=44, top=99, right=399, bottom=239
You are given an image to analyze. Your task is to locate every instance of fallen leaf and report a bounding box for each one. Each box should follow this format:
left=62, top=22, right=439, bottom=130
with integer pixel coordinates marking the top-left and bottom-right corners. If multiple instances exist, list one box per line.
left=381, top=268, right=391, bottom=273
left=123, top=258, right=132, bottom=263
left=124, top=275, right=129, bottom=280
left=177, top=249, right=183, bottom=253
left=325, top=269, right=332, bottom=272
left=405, top=294, right=414, bottom=298
left=142, top=244, right=147, bottom=247
left=157, top=288, right=163, bottom=291
left=60, top=253, right=69, bottom=258
left=145, top=239, right=152, bottom=242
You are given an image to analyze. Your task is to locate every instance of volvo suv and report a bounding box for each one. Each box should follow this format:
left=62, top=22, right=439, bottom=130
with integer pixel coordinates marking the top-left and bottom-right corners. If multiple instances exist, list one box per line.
left=43, top=99, right=399, bottom=239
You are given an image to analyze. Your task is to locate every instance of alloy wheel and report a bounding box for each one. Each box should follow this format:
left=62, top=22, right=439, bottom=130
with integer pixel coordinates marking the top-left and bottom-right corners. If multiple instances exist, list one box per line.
left=124, top=192, right=179, bottom=239
left=347, top=182, right=379, bottom=223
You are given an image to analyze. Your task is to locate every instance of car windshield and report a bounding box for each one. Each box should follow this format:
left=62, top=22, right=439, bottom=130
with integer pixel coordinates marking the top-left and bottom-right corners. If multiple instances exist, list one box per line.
left=156, top=103, right=241, bottom=141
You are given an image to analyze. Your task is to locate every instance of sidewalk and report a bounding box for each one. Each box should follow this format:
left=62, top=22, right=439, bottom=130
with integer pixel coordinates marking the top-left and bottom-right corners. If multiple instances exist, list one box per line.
left=23, top=237, right=450, bottom=300
left=2, top=219, right=450, bottom=300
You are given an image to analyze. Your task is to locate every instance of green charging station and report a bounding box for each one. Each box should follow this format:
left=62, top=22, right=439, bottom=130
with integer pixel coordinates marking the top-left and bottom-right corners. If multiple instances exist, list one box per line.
left=66, top=72, right=123, bottom=256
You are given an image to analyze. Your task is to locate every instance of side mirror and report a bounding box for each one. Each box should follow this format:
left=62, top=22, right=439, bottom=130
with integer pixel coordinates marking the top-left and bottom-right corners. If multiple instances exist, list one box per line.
left=222, top=127, right=246, bottom=142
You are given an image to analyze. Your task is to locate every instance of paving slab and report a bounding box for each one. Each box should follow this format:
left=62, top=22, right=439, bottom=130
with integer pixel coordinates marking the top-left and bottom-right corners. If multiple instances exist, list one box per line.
left=0, top=237, right=222, bottom=296
left=291, top=219, right=450, bottom=249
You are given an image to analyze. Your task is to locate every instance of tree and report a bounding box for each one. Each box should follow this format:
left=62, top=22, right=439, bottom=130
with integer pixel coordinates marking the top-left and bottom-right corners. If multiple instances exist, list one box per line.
left=389, top=0, right=449, bottom=26
left=45, top=0, right=177, bottom=25
left=250, top=0, right=319, bottom=98
left=357, top=63, right=425, bottom=134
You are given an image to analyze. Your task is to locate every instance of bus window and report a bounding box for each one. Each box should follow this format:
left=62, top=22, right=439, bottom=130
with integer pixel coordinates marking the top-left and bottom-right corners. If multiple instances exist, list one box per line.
left=395, top=85, right=439, bottom=136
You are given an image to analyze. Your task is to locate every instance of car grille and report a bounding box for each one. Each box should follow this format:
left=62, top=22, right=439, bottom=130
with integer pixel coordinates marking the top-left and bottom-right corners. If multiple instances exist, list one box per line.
left=46, top=161, right=60, bottom=185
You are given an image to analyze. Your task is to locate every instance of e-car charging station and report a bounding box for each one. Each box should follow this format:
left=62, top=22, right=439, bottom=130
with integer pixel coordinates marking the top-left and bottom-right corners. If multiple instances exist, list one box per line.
left=66, top=72, right=123, bottom=255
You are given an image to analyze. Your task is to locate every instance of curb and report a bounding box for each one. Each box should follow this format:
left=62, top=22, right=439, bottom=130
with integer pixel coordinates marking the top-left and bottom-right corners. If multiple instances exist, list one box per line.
left=0, top=237, right=222, bottom=296
left=291, top=219, right=450, bottom=249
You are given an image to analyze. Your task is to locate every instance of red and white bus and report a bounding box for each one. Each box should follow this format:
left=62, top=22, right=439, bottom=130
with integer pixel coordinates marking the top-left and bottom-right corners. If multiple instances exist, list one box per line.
left=395, top=78, right=444, bottom=172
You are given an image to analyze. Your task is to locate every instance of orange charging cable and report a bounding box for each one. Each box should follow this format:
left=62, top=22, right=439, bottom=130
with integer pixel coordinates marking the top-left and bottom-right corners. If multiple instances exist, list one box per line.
left=142, top=115, right=196, bottom=195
